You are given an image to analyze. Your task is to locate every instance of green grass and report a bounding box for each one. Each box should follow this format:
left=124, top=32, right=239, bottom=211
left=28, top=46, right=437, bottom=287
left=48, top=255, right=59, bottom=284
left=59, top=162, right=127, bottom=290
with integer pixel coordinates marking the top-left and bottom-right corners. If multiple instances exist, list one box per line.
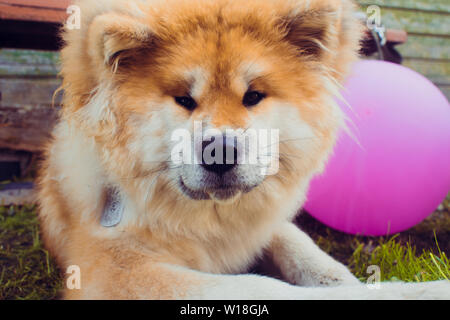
left=0, top=205, right=62, bottom=300
left=0, top=195, right=449, bottom=299
left=350, top=235, right=449, bottom=282
left=309, top=229, right=450, bottom=284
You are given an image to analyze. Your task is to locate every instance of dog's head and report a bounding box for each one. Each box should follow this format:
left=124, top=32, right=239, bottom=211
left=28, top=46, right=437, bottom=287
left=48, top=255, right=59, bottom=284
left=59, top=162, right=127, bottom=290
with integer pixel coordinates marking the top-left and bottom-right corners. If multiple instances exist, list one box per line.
left=61, top=0, right=361, bottom=207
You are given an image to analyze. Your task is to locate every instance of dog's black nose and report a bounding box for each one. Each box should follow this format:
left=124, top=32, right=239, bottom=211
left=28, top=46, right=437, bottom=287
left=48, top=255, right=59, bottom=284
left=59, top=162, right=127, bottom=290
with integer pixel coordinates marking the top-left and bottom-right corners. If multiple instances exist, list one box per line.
left=201, top=135, right=238, bottom=175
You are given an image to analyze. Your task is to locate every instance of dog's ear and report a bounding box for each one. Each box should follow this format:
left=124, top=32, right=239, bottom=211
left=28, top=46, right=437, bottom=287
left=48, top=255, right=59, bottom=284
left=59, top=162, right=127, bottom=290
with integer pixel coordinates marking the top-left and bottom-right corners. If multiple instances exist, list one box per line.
left=282, top=9, right=337, bottom=59
left=87, top=13, right=154, bottom=71
left=281, top=0, right=361, bottom=76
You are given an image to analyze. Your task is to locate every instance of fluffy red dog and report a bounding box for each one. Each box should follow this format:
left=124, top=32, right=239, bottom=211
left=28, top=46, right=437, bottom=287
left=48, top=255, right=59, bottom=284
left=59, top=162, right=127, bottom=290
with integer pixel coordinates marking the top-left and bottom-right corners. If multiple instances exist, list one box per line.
left=38, top=0, right=449, bottom=299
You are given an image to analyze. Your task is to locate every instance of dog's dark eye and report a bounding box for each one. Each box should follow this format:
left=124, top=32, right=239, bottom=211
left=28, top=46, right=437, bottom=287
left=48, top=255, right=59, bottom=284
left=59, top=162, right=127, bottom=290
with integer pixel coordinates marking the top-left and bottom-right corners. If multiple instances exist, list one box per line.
left=243, top=91, right=266, bottom=107
left=175, top=96, right=197, bottom=111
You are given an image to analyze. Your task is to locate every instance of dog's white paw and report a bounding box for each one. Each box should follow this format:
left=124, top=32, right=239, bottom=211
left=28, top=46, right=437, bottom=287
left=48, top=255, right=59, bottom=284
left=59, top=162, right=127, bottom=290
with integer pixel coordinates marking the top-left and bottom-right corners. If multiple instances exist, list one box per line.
left=290, top=263, right=361, bottom=287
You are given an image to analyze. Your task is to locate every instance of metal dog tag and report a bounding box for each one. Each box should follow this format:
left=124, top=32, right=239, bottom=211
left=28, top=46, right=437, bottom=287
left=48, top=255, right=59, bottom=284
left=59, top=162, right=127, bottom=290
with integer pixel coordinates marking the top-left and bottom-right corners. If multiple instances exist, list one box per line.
left=101, top=188, right=124, bottom=228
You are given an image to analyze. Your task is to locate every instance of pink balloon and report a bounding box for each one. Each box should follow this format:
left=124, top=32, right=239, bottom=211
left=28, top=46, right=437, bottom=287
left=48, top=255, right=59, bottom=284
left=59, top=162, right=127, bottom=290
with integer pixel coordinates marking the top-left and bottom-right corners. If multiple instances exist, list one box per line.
left=304, top=60, right=450, bottom=236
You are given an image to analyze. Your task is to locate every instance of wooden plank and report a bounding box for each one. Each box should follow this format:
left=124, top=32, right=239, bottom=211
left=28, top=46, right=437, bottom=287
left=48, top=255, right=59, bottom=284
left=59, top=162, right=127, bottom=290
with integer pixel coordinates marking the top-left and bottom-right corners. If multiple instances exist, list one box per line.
left=0, top=2, right=67, bottom=23
left=0, top=105, right=58, bottom=152
left=0, top=49, right=60, bottom=76
left=0, top=48, right=59, bottom=66
left=0, top=0, right=71, bottom=10
left=0, top=78, right=62, bottom=107
left=357, top=0, right=450, bottom=13
left=397, top=35, right=450, bottom=60
left=358, top=6, right=450, bottom=36
left=403, top=58, right=450, bottom=85
left=0, top=63, right=59, bottom=76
